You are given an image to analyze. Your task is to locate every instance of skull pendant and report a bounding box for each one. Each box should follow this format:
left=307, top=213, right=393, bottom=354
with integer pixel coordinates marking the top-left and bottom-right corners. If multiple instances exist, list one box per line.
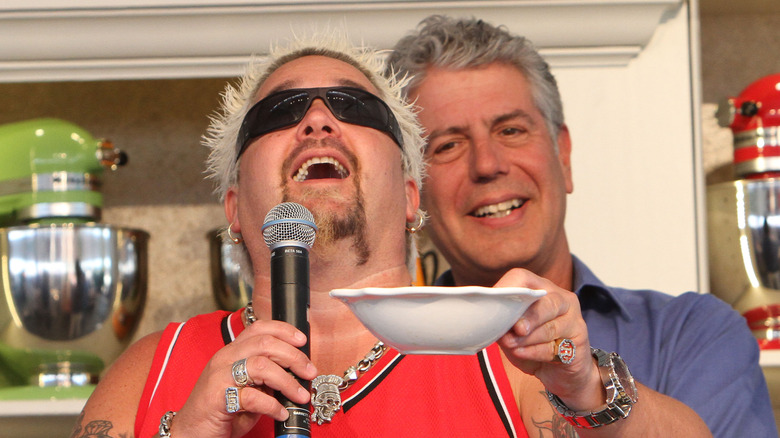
left=311, top=375, right=345, bottom=425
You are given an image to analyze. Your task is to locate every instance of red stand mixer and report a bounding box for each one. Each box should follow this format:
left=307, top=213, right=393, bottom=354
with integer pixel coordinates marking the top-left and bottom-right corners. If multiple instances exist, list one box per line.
left=710, top=73, right=780, bottom=348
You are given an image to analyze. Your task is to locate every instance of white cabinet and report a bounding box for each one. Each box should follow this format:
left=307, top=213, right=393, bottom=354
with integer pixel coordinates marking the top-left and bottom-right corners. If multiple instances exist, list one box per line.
left=2, top=0, right=680, bottom=80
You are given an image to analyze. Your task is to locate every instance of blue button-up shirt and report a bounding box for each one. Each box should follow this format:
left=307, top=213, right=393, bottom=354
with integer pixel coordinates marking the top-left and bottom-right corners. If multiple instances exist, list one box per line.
left=436, top=255, right=777, bottom=437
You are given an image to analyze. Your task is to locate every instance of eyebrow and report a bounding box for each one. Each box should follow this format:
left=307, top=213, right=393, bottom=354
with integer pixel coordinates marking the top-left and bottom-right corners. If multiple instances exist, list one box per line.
left=426, top=109, right=536, bottom=141
left=494, top=109, right=536, bottom=127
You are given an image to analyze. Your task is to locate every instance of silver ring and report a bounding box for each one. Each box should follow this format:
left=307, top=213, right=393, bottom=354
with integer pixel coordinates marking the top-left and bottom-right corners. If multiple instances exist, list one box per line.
left=554, top=338, right=576, bottom=365
left=225, top=386, right=242, bottom=413
left=232, top=358, right=251, bottom=387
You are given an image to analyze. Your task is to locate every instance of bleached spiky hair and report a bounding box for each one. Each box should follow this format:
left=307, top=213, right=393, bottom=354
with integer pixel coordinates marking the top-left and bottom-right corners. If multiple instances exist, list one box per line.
left=203, top=32, right=426, bottom=279
left=204, top=34, right=425, bottom=202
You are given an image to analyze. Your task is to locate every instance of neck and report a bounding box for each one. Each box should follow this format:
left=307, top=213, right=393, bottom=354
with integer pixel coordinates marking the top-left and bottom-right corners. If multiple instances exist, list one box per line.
left=248, top=241, right=411, bottom=375
left=250, top=261, right=411, bottom=323
left=452, top=248, right=574, bottom=291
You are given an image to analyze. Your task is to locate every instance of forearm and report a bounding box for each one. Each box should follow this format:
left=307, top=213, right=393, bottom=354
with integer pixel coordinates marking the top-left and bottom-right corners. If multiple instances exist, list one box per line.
left=574, top=383, right=711, bottom=438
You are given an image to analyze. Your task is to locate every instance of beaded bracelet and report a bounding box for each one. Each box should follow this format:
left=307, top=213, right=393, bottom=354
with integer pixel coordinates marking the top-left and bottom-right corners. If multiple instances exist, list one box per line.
left=158, top=411, right=176, bottom=437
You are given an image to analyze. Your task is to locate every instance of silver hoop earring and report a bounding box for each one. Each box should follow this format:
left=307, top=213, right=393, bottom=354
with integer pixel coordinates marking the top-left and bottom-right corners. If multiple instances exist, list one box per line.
left=227, top=223, right=243, bottom=244
left=406, top=211, right=425, bottom=234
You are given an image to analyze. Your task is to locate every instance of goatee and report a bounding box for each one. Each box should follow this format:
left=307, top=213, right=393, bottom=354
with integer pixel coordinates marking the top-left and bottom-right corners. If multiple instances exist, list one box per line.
left=281, top=138, right=370, bottom=265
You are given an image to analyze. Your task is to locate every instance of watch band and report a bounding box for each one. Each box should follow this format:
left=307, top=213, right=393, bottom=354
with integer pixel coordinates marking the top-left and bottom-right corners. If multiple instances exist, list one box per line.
left=546, top=391, right=630, bottom=428
left=546, top=347, right=638, bottom=429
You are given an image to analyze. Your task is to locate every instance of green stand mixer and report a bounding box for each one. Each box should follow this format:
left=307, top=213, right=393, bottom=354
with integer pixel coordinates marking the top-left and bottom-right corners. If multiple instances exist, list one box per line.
left=0, top=118, right=149, bottom=400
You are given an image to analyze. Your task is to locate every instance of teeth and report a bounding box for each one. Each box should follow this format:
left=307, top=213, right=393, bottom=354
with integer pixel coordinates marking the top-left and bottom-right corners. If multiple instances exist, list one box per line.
left=293, top=156, right=348, bottom=182
left=473, top=199, right=523, bottom=218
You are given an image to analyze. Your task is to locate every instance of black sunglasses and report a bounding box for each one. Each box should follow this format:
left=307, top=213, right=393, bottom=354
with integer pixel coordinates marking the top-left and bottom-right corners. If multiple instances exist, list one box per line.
left=236, top=86, right=404, bottom=159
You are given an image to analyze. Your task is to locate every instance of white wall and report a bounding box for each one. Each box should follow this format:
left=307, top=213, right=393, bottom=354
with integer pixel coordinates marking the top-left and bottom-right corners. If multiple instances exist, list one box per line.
left=560, top=3, right=703, bottom=294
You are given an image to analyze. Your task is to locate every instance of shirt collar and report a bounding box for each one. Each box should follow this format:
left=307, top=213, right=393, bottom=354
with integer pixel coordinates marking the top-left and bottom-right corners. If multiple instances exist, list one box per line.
left=571, top=255, right=634, bottom=321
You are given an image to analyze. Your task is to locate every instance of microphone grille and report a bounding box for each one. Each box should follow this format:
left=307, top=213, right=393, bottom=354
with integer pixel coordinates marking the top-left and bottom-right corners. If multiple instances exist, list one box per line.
left=262, top=202, right=317, bottom=249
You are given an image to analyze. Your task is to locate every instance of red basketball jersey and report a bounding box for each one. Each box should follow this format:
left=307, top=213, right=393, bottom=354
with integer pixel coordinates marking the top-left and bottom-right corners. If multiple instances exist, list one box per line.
left=135, top=310, right=528, bottom=438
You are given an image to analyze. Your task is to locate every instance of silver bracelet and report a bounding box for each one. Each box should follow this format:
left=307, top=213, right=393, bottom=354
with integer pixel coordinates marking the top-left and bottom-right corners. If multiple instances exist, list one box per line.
left=158, top=410, right=176, bottom=437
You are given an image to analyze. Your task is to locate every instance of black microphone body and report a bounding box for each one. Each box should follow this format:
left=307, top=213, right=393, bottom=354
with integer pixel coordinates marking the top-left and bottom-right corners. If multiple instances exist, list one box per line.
left=262, top=202, right=317, bottom=438
left=270, top=244, right=311, bottom=437
left=270, top=245, right=310, bottom=355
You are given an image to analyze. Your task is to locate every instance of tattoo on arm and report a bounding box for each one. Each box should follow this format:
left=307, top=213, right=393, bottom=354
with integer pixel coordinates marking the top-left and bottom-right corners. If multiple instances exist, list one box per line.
left=531, top=416, right=579, bottom=438
left=71, top=411, right=134, bottom=438
left=530, top=391, right=579, bottom=438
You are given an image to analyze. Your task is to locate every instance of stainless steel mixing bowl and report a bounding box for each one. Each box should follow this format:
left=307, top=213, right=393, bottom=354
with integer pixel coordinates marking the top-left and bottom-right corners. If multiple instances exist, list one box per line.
left=208, top=229, right=252, bottom=312
left=0, top=223, right=148, bottom=387
left=708, top=179, right=780, bottom=345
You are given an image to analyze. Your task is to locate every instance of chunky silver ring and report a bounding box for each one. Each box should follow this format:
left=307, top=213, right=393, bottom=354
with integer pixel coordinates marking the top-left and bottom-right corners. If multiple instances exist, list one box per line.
left=553, top=338, right=576, bottom=365
left=232, top=358, right=251, bottom=387
left=225, top=386, right=242, bottom=413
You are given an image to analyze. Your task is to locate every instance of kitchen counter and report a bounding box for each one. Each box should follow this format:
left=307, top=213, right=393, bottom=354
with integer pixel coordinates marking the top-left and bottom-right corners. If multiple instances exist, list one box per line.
left=0, top=399, right=84, bottom=438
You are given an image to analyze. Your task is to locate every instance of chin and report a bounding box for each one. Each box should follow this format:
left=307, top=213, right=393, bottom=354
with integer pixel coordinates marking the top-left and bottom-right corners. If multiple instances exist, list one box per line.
left=466, top=248, right=535, bottom=271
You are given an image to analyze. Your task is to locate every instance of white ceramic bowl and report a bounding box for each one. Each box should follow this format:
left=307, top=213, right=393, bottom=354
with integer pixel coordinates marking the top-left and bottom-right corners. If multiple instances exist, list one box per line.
left=330, top=286, right=546, bottom=355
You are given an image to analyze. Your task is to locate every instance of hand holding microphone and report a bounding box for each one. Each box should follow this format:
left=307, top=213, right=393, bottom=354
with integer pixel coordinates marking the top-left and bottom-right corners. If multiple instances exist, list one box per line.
left=262, top=202, right=317, bottom=438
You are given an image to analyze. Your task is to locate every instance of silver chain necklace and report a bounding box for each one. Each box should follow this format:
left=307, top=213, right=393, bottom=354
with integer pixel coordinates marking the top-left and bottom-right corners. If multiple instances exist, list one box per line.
left=243, top=302, right=388, bottom=425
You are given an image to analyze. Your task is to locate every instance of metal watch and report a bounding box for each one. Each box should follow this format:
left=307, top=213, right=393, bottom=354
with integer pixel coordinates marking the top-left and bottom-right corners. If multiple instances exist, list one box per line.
left=546, top=348, right=638, bottom=429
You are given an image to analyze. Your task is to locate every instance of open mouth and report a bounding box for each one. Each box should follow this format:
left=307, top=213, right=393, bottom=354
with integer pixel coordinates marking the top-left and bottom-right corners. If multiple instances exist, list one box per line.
left=471, top=198, right=524, bottom=218
left=293, top=156, right=349, bottom=182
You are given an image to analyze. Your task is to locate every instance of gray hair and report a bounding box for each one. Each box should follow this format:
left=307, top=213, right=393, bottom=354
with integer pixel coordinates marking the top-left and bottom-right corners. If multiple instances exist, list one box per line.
left=385, top=15, right=565, bottom=144
left=203, top=33, right=426, bottom=279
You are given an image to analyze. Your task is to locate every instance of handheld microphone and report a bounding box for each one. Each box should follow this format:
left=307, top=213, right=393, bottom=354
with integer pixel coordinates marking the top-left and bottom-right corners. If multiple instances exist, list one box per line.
left=262, top=202, right=317, bottom=438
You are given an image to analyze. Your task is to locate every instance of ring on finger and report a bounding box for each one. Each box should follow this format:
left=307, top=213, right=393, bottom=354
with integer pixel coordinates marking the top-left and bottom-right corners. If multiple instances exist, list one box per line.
left=225, top=386, right=242, bottom=413
left=232, top=358, right=252, bottom=387
left=553, top=338, right=576, bottom=365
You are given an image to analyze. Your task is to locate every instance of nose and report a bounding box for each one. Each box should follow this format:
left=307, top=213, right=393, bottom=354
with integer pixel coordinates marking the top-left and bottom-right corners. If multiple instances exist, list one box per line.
left=469, top=137, right=510, bottom=182
left=296, top=98, right=342, bottom=141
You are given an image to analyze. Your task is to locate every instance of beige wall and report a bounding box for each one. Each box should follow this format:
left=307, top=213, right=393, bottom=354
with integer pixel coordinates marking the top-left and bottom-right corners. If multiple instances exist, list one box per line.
left=700, top=11, right=780, bottom=181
